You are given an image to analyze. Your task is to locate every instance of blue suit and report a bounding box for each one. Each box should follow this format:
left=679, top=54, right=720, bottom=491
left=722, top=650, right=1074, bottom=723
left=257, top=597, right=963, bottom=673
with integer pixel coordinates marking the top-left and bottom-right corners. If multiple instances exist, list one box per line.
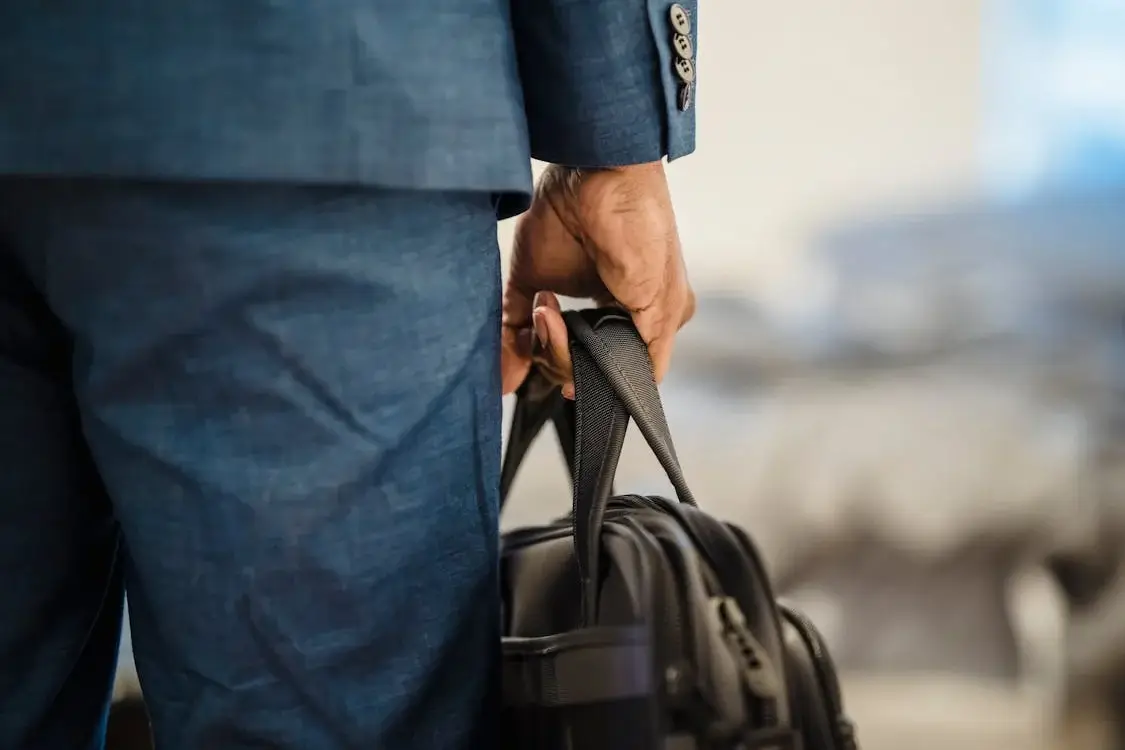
left=0, top=2, right=696, bottom=748
left=0, top=0, right=695, bottom=211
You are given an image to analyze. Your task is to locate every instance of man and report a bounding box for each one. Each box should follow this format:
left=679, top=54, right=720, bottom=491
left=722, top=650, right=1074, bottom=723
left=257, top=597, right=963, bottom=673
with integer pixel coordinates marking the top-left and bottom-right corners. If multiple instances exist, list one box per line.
left=0, top=1, right=697, bottom=748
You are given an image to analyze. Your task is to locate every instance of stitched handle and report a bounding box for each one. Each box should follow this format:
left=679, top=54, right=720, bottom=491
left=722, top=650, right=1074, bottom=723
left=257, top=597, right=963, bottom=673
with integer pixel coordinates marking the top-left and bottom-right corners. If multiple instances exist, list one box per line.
left=500, top=308, right=697, bottom=625
left=564, top=309, right=696, bottom=622
left=565, top=309, right=695, bottom=506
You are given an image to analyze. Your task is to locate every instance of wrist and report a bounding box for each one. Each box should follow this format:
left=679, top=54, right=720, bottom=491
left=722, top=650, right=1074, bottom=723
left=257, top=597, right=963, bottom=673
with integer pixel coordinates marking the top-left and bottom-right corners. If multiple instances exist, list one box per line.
left=544, top=161, right=666, bottom=192
left=549, top=160, right=663, bottom=174
left=605, top=160, right=665, bottom=175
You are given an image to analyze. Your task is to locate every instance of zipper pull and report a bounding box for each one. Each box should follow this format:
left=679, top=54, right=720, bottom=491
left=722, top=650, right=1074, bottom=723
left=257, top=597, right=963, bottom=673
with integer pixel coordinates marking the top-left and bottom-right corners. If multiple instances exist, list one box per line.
left=712, top=597, right=782, bottom=700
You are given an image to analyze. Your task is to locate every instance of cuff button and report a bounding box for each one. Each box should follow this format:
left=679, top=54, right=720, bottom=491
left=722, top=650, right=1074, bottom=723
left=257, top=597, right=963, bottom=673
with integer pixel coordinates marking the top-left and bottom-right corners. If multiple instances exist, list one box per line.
left=669, top=3, right=691, bottom=35
left=673, top=33, right=694, bottom=60
left=674, top=57, right=695, bottom=84
left=678, top=82, right=694, bottom=112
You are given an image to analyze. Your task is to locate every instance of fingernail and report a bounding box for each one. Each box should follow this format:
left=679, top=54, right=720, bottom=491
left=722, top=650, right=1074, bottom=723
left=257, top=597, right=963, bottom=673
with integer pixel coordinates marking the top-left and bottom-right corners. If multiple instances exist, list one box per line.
left=533, top=310, right=548, bottom=348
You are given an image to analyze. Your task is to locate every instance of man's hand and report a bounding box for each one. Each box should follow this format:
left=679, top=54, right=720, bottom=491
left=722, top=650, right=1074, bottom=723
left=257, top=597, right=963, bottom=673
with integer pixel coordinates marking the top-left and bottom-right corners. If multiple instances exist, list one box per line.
left=501, top=161, right=695, bottom=397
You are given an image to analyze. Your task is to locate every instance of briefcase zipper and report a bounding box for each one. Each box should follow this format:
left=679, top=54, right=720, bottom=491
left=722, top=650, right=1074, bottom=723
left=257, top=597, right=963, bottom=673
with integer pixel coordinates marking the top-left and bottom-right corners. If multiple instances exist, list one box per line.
left=618, top=494, right=789, bottom=686
left=615, top=496, right=784, bottom=728
left=713, top=596, right=783, bottom=704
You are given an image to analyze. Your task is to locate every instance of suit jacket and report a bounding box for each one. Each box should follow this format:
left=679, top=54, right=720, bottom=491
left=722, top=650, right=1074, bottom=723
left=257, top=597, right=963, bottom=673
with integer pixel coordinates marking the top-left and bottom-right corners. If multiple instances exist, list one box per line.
left=0, top=0, right=697, bottom=215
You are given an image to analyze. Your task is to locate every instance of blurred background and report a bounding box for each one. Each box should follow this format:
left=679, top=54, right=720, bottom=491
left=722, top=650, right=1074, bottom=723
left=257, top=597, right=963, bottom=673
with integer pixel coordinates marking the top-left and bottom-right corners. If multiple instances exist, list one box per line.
left=113, top=1, right=1125, bottom=748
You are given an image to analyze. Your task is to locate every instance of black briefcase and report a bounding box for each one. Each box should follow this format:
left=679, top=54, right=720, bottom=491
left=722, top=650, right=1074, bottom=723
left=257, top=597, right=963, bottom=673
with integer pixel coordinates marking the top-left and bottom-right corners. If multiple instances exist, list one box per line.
left=499, top=309, right=859, bottom=750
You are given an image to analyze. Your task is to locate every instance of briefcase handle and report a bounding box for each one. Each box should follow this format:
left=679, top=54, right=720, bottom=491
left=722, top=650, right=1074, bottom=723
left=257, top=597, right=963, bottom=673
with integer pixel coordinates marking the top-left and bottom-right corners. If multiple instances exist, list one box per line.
left=502, top=307, right=697, bottom=624
left=499, top=368, right=578, bottom=510
left=501, top=309, right=694, bottom=506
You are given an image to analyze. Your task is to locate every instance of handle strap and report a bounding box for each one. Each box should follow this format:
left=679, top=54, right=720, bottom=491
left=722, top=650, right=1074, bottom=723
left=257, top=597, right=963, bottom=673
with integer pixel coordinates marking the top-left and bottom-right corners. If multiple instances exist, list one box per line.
left=499, top=370, right=572, bottom=508
left=565, top=309, right=695, bottom=507
left=500, top=308, right=697, bottom=625
left=500, top=372, right=593, bottom=512
left=565, top=309, right=697, bottom=622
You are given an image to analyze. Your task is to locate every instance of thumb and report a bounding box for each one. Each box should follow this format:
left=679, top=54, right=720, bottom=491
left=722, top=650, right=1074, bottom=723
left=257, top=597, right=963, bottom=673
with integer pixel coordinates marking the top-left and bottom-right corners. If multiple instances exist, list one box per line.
left=529, top=292, right=574, bottom=398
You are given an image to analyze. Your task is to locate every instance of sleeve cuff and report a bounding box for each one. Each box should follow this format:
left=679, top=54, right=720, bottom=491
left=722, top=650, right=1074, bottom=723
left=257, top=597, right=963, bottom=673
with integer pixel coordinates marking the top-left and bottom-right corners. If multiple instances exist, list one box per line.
left=512, top=0, right=698, bottom=168
left=649, top=0, right=697, bottom=162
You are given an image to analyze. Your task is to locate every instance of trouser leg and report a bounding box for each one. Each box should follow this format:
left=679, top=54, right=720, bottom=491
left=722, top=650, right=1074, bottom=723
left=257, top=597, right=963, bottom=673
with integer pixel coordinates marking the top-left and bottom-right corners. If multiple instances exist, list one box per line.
left=6, top=180, right=503, bottom=750
left=0, top=229, right=124, bottom=749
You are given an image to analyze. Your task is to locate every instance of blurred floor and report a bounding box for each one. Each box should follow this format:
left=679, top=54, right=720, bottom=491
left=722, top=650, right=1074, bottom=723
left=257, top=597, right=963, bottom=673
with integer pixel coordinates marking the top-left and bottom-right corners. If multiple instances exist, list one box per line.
left=840, top=675, right=1053, bottom=750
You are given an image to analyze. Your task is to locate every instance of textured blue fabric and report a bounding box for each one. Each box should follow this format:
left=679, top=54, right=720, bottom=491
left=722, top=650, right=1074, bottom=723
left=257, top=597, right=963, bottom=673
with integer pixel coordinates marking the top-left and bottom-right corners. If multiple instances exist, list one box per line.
left=512, top=0, right=698, bottom=166
left=0, top=0, right=697, bottom=207
left=0, top=180, right=502, bottom=750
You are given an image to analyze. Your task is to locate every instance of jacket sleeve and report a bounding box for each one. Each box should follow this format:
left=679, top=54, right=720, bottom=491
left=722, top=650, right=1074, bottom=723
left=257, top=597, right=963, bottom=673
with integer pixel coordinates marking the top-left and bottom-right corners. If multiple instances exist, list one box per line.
left=509, top=0, right=698, bottom=168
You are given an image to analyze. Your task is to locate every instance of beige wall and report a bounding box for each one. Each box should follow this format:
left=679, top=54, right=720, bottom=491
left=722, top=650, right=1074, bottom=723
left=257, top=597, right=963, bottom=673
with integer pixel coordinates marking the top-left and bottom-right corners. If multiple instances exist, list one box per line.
left=500, top=0, right=985, bottom=297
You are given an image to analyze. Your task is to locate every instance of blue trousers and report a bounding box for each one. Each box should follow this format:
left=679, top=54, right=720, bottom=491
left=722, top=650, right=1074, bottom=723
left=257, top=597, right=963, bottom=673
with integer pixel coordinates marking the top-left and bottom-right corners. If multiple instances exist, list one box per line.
left=0, top=180, right=503, bottom=749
